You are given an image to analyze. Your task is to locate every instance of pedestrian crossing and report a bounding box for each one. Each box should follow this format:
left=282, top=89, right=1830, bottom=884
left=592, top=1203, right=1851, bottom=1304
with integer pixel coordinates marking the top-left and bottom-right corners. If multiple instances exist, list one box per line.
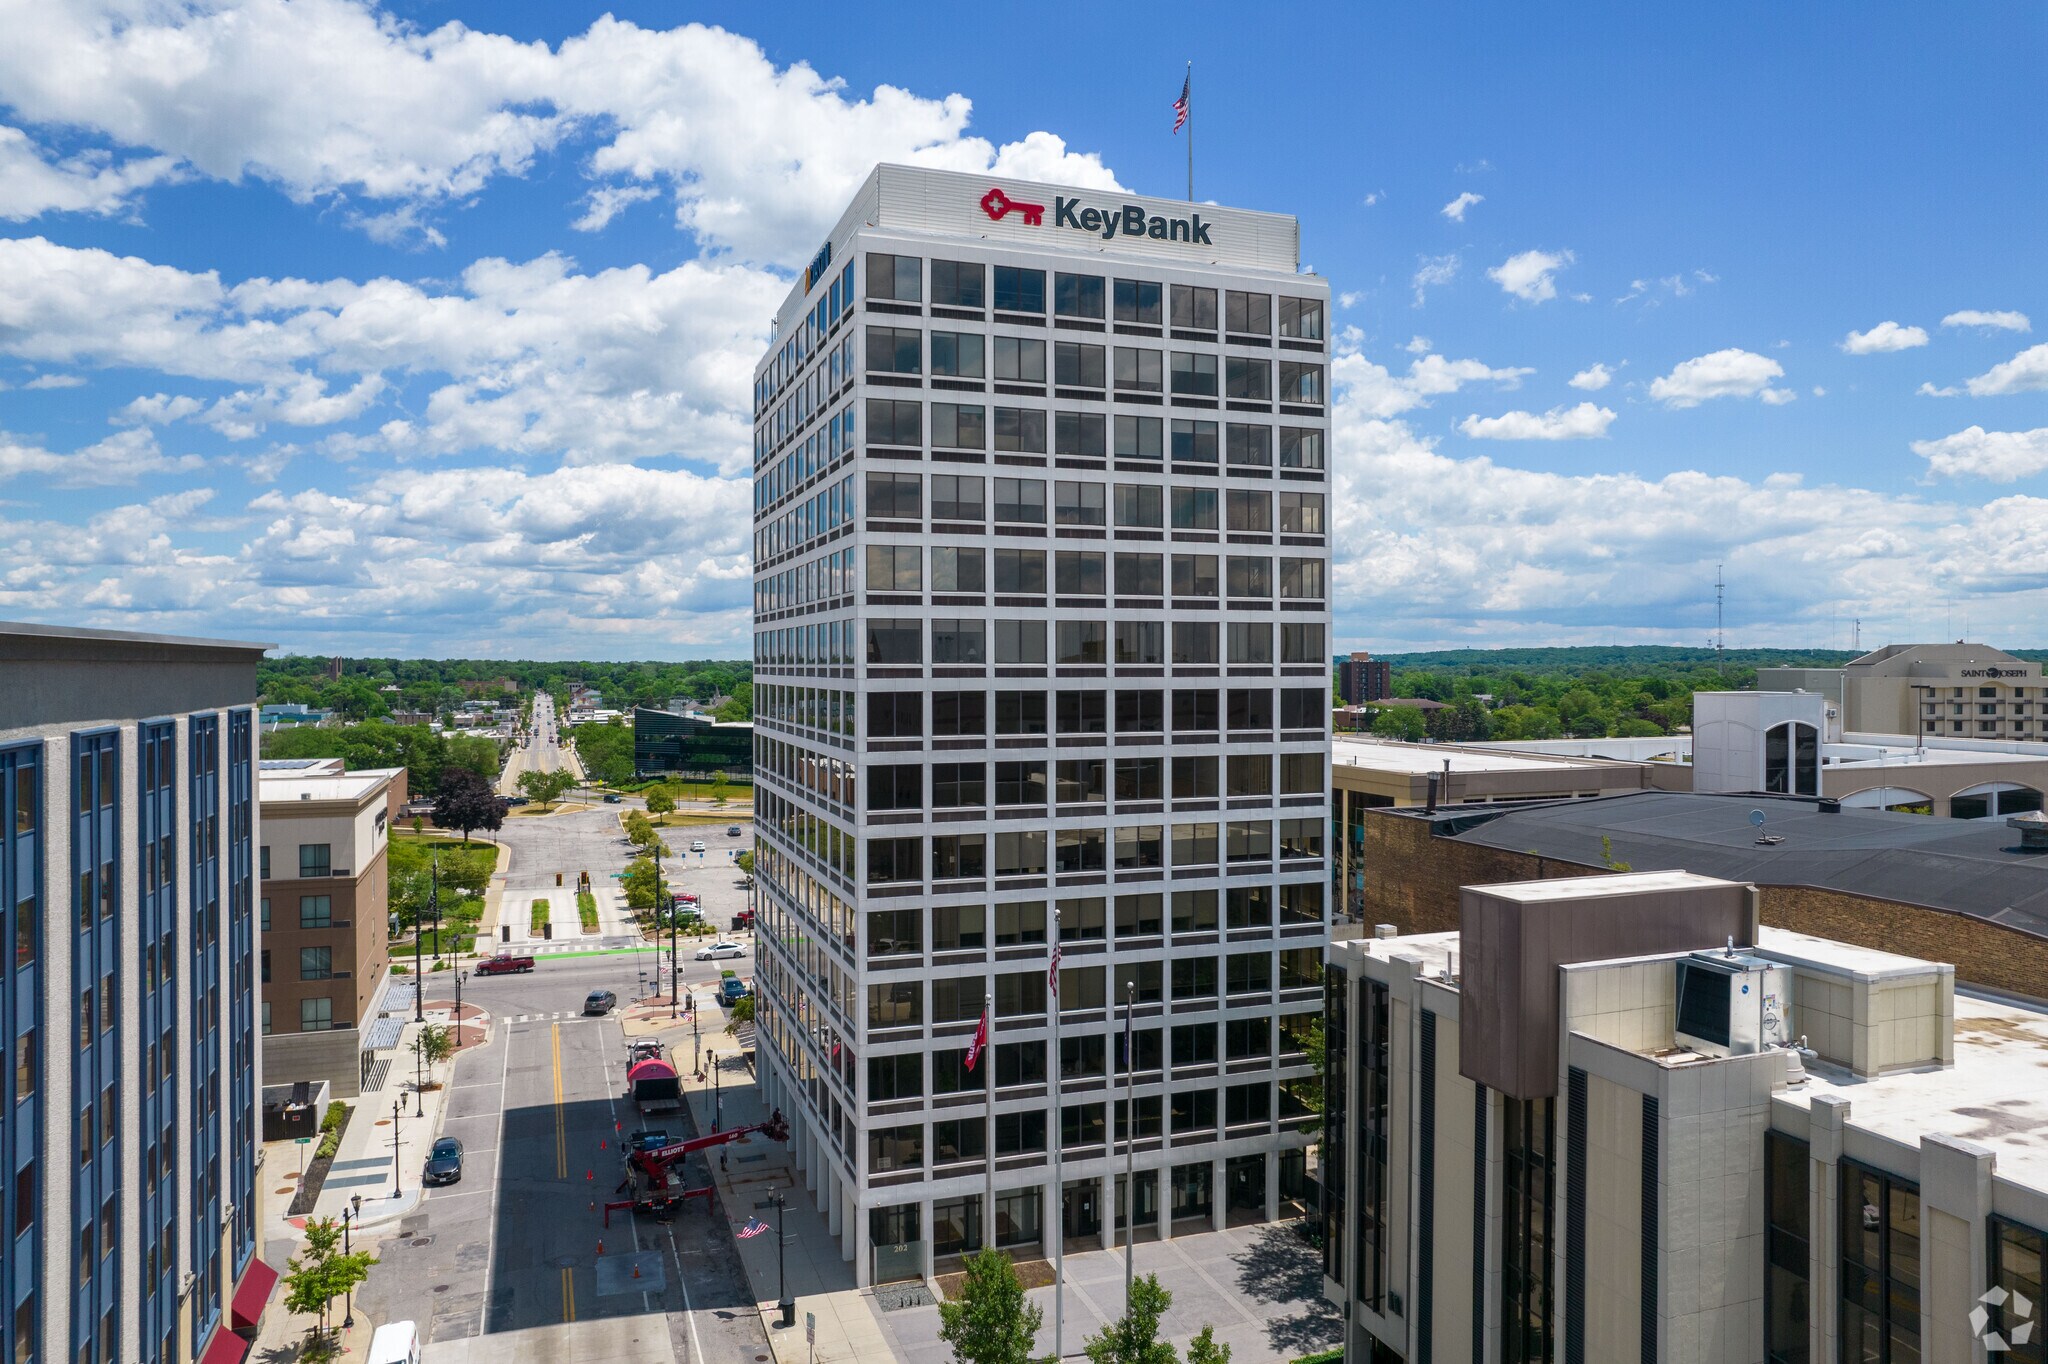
left=505, top=1010, right=612, bottom=1023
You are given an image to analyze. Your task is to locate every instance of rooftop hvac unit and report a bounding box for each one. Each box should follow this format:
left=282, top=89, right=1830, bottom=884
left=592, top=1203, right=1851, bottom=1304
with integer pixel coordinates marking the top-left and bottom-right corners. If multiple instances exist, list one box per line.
left=1675, top=949, right=1793, bottom=1058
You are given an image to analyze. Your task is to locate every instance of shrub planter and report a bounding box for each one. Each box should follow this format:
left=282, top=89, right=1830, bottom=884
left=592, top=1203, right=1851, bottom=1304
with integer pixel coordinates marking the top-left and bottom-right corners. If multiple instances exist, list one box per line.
left=287, top=1102, right=355, bottom=1216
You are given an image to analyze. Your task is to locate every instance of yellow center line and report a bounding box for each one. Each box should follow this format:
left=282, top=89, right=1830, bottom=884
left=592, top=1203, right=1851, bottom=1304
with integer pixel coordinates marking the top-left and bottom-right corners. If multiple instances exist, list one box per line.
left=561, top=1265, right=576, bottom=1322
left=552, top=1023, right=566, bottom=1179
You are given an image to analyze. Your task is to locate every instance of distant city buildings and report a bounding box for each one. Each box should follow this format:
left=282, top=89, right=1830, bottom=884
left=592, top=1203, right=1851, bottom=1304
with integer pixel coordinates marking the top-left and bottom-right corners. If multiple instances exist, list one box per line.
left=257, top=760, right=405, bottom=1096
left=1323, top=871, right=2048, bottom=1364
left=1336, top=650, right=1393, bottom=706
left=0, top=621, right=270, bottom=1364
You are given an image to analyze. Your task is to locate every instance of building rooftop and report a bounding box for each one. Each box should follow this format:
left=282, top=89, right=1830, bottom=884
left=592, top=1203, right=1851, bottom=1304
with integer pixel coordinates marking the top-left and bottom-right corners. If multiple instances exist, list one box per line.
left=0, top=618, right=273, bottom=652
left=1333, top=734, right=1642, bottom=777
left=1418, top=789, right=2048, bottom=936
left=259, top=766, right=401, bottom=806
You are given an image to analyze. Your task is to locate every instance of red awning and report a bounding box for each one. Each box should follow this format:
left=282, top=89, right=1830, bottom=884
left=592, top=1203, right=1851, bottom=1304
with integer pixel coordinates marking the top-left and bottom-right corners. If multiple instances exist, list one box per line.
left=229, top=1257, right=280, bottom=1329
left=627, top=1058, right=678, bottom=1083
left=198, top=1326, right=249, bottom=1364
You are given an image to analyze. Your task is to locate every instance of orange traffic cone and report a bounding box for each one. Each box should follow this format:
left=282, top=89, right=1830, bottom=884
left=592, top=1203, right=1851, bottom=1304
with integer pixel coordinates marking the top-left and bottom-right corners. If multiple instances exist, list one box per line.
left=597, top=1239, right=605, bottom=1257
left=632, top=1264, right=641, bottom=1280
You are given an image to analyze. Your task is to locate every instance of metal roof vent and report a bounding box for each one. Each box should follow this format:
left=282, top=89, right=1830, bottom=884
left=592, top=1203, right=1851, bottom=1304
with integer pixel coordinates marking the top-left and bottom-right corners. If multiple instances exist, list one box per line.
left=2009, top=811, right=2048, bottom=851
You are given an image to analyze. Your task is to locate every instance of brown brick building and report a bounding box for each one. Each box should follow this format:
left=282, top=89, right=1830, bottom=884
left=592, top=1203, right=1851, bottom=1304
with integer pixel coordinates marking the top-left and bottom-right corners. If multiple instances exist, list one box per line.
left=1358, top=790, right=2048, bottom=1000
left=259, top=761, right=405, bottom=1094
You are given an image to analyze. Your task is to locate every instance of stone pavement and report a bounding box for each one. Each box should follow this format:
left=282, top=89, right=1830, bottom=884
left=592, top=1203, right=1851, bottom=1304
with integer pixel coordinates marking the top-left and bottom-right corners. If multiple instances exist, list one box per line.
left=251, top=1007, right=492, bottom=1361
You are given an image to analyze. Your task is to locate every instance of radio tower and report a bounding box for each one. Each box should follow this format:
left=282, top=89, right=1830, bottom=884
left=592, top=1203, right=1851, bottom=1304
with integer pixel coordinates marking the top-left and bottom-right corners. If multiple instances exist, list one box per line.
left=1715, top=563, right=1725, bottom=675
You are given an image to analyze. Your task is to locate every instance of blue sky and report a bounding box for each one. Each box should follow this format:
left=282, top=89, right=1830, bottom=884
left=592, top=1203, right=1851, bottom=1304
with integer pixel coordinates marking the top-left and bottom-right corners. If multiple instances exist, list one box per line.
left=2, top=1, right=2045, bottom=657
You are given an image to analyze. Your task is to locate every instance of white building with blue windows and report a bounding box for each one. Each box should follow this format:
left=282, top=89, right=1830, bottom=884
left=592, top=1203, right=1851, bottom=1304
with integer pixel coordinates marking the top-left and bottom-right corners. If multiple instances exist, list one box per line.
left=1, top=622, right=270, bottom=1364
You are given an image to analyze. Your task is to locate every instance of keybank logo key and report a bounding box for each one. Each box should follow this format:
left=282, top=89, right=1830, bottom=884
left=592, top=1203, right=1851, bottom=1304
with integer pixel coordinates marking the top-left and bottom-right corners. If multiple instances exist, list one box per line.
left=1054, top=197, right=1213, bottom=245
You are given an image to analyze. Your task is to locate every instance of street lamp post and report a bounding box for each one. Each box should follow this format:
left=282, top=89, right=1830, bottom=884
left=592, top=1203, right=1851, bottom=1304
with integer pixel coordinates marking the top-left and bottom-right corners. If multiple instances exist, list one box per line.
left=414, top=1036, right=425, bottom=1116
left=456, top=969, right=467, bottom=1048
left=661, top=847, right=677, bottom=1019
left=709, top=1049, right=721, bottom=1131
left=758, top=1191, right=794, bottom=1327
left=1123, top=979, right=1136, bottom=1309
left=391, top=1099, right=403, bottom=1198
left=340, top=1204, right=356, bottom=1328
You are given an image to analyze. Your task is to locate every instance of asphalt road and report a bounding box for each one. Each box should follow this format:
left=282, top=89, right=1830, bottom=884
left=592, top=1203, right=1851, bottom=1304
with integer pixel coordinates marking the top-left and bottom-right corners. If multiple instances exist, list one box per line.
left=499, top=692, right=579, bottom=797
left=357, top=953, right=770, bottom=1364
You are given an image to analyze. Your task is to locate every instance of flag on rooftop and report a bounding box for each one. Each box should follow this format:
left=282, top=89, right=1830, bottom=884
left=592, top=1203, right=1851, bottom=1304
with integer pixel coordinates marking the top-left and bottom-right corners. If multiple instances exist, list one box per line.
left=1173, top=72, right=1190, bottom=133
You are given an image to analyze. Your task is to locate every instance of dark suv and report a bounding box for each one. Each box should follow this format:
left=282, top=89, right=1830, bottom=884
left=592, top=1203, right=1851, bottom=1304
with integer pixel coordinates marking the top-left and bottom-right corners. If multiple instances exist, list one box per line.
left=584, top=989, right=617, bottom=1015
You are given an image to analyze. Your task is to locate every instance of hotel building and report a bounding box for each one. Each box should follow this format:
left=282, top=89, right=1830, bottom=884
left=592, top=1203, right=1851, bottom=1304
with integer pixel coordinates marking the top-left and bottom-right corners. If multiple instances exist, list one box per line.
left=749, top=165, right=1331, bottom=1283
left=0, top=623, right=271, bottom=1364
left=1324, top=871, right=2048, bottom=1364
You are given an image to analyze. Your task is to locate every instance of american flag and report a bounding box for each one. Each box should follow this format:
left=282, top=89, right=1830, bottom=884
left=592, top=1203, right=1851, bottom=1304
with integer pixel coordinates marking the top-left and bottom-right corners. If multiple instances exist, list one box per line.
left=737, top=1217, right=770, bottom=1239
left=1048, top=940, right=1062, bottom=995
left=1172, top=73, right=1189, bottom=134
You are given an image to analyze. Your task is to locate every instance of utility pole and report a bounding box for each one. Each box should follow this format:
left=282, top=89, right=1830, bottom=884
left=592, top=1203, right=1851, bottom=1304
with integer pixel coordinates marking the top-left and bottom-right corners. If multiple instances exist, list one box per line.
left=390, top=1099, right=403, bottom=1197
left=415, top=853, right=434, bottom=1021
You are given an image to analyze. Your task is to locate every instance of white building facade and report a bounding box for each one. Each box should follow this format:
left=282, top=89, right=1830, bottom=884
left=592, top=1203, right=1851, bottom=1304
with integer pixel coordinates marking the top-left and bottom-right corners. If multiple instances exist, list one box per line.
left=749, top=165, right=1332, bottom=1283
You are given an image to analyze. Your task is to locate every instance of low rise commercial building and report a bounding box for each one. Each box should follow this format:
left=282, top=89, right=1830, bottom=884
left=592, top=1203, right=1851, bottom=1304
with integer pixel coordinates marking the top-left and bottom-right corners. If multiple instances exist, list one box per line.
left=1324, top=871, right=2048, bottom=1364
left=632, top=706, right=754, bottom=779
left=257, top=763, right=403, bottom=1095
left=0, top=622, right=270, bottom=1364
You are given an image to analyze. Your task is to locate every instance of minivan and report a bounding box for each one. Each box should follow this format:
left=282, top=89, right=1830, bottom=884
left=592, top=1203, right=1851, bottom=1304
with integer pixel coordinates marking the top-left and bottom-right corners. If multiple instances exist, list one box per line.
left=584, top=989, right=616, bottom=1015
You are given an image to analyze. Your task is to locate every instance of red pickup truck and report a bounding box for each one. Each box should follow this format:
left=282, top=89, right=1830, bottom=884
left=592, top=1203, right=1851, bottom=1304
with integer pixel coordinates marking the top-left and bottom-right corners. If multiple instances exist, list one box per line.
left=474, top=953, right=536, bottom=976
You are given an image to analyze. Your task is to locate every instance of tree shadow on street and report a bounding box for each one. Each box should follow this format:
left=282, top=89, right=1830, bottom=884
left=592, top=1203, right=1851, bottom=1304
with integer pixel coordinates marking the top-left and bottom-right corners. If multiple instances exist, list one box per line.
left=1232, top=1220, right=1343, bottom=1356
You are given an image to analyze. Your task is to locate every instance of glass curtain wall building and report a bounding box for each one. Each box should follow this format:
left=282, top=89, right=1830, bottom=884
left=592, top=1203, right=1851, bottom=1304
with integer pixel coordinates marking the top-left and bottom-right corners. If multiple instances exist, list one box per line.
left=0, top=622, right=269, bottom=1364
left=749, top=165, right=1331, bottom=1285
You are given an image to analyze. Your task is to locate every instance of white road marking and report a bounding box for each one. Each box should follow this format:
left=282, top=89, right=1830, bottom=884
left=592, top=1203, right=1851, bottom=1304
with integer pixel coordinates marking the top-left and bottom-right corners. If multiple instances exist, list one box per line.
left=479, top=1024, right=514, bottom=1336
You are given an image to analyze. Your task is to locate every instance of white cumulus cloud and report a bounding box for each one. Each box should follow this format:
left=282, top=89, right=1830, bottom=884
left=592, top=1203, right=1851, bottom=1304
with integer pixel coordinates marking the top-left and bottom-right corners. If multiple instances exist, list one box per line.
left=1487, top=249, right=1574, bottom=304
left=1648, top=349, right=1790, bottom=408
left=1457, top=403, right=1616, bottom=441
left=1440, top=191, right=1483, bottom=222
left=0, top=4, right=1120, bottom=263
left=1963, top=343, right=2048, bottom=397
left=1568, top=363, right=1612, bottom=391
left=1941, top=310, right=2030, bottom=333
left=1911, top=426, right=2048, bottom=482
left=0, top=125, right=182, bottom=222
left=1841, top=320, right=1929, bottom=354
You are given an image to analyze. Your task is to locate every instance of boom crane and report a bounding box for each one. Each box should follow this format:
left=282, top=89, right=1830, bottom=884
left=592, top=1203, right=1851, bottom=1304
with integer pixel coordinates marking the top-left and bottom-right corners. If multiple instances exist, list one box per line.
left=601, top=1110, right=790, bottom=1224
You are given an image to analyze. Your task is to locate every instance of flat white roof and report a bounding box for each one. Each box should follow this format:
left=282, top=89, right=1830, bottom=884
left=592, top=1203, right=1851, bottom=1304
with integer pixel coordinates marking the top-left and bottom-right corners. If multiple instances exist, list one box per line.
left=1332, top=735, right=1634, bottom=776
left=1479, top=870, right=1738, bottom=902
left=259, top=766, right=399, bottom=806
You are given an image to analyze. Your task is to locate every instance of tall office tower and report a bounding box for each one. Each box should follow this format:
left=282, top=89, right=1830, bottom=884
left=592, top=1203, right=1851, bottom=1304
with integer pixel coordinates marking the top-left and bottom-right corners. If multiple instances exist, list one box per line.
left=750, top=166, right=1331, bottom=1285
left=0, top=623, right=271, bottom=1364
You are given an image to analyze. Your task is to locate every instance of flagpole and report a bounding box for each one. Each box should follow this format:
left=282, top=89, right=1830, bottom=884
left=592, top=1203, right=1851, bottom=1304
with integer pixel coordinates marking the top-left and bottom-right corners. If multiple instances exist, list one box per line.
left=1051, top=909, right=1064, bottom=1359
left=984, top=988, right=995, bottom=1260
left=1185, top=60, right=1194, bottom=202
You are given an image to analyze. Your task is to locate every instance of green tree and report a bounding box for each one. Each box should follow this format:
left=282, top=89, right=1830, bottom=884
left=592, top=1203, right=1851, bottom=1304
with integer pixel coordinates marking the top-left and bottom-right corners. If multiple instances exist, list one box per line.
left=518, top=767, right=575, bottom=810
left=282, top=1216, right=379, bottom=1345
left=410, top=1023, right=455, bottom=1070
left=621, top=855, right=671, bottom=910
left=1184, top=1327, right=1231, bottom=1364
left=644, top=788, right=676, bottom=825
left=735, top=849, right=755, bottom=876
left=935, top=1247, right=1047, bottom=1364
left=1369, top=706, right=1427, bottom=742
left=1083, top=1273, right=1176, bottom=1364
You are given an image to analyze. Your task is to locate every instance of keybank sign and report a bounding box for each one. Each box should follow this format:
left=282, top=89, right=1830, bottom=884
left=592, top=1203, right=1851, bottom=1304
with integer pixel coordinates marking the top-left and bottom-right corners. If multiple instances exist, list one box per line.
left=981, top=186, right=1214, bottom=245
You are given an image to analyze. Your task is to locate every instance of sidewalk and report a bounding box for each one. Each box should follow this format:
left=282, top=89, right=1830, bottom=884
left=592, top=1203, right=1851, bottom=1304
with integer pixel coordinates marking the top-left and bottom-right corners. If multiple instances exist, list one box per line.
left=251, top=1008, right=490, bottom=1360
left=634, top=1000, right=893, bottom=1364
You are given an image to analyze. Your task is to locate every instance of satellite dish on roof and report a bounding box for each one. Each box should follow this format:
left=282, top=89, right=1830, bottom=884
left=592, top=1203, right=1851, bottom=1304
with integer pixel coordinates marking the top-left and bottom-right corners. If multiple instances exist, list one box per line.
left=1749, top=809, right=1767, bottom=828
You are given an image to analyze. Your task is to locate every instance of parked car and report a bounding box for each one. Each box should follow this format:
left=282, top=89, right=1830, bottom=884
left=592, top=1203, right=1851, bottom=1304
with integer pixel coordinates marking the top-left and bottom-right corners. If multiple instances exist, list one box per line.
left=504, top=795, right=529, bottom=807
left=726, top=825, right=742, bottom=837
left=694, top=941, right=745, bottom=961
left=603, top=793, right=622, bottom=804
left=422, top=1137, right=464, bottom=1185
left=474, top=953, right=535, bottom=976
left=719, top=977, right=751, bottom=1005
left=584, top=989, right=617, bottom=1015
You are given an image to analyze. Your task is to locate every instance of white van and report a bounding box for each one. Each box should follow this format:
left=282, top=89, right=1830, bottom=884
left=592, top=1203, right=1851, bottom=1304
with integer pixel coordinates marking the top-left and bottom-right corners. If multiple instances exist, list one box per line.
left=366, top=1321, right=422, bottom=1364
